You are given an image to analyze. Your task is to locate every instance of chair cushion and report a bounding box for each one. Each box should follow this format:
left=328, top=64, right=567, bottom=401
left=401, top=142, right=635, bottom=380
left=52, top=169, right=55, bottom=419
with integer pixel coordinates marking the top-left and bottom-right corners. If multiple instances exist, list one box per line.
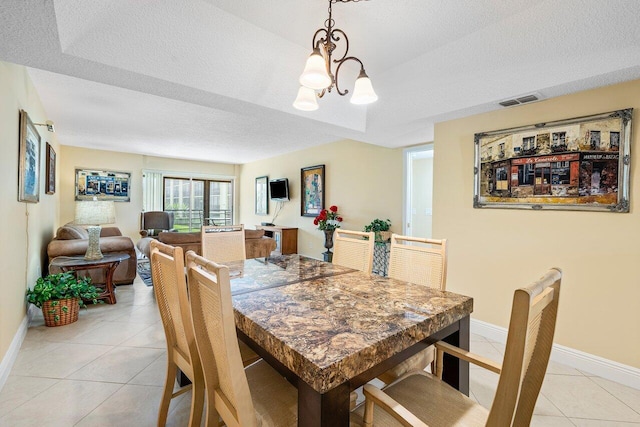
left=245, top=229, right=265, bottom=239
left=377, top=346, right=435, bottom=384
left=354, top=371, right=488, bottom=426
left=55, top=224, right=89, bottom=240
left=246, top=360, right=298, bottom=427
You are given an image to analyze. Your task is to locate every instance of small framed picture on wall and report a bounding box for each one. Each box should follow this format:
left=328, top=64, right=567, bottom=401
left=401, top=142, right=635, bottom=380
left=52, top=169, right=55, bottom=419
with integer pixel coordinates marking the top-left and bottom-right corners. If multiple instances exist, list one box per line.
left=46, top=143, right=56, bottom=194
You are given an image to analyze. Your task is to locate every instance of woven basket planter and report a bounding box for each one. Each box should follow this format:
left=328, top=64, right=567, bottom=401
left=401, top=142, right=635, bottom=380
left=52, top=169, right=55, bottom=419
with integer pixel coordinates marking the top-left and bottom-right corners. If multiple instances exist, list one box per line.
left=42, top=298, right=80, bottom=327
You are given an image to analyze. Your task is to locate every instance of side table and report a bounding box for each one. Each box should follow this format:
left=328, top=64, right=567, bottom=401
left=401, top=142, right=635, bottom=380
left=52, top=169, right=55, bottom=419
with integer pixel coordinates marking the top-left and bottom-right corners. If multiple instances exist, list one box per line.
left=49, top=253, right=130, bottom=304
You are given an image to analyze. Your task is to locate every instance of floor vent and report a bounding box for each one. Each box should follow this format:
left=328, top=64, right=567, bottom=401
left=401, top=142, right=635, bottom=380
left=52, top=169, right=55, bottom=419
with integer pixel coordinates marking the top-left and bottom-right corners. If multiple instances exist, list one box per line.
left=499, top=93, right=542, bottom=107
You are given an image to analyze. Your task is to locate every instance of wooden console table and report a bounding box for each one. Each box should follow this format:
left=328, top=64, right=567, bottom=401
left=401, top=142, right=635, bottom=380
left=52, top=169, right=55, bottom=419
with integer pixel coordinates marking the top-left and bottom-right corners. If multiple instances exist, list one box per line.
left=48, top=253, right=130, bottom=304
left=255, top=225, right=298, bottom=255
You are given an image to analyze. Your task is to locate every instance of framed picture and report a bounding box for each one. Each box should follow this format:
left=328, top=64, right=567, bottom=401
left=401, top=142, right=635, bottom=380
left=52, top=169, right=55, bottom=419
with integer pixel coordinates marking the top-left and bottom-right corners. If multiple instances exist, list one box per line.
left=255, top=175, right=268, bottom=215
left=18, top=110, right=41, bottom=203
left=474, top=109, right=632, bottom=212
left=75, top=168, right=131, bottom=202
left=45, top=143, right=56, bottom=194
left=301, top=164, right=325, bottom=217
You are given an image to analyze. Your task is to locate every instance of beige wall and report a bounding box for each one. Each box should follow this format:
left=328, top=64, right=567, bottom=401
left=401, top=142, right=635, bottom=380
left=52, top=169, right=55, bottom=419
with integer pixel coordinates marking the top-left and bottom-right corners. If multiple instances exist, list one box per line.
left=59, top=147, right=238, bottom=241
left=0, top=62, right=61, bottom=364
left=434, top=79, right=640, bottom=368
left=239, top=139, right=403, bottom=257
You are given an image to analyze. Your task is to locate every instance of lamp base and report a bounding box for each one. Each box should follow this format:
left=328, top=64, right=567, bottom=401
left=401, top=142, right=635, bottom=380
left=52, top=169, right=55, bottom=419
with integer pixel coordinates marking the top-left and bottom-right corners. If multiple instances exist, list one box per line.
left=84, top=226, right=104, bottom=260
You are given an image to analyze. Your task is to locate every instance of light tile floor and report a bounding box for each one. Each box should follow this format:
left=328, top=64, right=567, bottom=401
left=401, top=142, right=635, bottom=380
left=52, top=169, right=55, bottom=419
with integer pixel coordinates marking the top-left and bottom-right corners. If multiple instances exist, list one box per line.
left=1, top=276, right=639, bottom=426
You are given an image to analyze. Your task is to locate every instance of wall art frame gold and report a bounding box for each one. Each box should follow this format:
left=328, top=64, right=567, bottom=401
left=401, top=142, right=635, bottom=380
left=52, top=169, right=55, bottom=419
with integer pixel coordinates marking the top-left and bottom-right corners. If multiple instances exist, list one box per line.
left=301, top=164, right=325, bottom=217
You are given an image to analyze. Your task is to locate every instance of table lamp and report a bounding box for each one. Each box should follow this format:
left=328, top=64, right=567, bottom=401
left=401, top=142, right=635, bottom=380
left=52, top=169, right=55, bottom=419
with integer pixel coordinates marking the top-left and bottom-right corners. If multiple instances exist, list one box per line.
left=74, top=198, right=116, bottom=260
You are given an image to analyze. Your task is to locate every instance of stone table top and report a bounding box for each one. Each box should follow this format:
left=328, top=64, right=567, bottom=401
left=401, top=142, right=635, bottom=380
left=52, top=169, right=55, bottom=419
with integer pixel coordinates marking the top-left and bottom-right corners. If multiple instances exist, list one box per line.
left=231, top=255, right=473, bottom=393
left=228, top=254, right=355, bottom=295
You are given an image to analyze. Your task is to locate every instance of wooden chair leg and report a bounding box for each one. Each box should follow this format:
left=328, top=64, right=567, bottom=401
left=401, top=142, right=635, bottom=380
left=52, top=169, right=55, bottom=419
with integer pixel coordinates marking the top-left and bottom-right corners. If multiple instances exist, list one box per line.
left=189, top=378, right=205, bottom=427
left=158, top=361, right=177, bottom=426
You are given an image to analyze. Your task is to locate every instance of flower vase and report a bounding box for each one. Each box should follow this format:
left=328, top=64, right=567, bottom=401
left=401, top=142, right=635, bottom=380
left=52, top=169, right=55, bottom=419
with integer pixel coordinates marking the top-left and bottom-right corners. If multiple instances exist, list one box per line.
left=323, top=229, right=334, bottom=262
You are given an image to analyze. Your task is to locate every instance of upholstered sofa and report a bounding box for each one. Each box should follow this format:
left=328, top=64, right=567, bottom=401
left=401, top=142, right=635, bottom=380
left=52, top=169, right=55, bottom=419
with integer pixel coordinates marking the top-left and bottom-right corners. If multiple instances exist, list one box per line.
left=47, top=224, right=137, bottom=285
left=138, top=229, right=277, bottom=260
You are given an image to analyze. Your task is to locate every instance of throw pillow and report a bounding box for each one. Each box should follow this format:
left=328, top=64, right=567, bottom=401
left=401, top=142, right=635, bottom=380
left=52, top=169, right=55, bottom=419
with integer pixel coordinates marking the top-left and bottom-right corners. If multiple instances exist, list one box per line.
left=56, top=224, right=89, bottom=240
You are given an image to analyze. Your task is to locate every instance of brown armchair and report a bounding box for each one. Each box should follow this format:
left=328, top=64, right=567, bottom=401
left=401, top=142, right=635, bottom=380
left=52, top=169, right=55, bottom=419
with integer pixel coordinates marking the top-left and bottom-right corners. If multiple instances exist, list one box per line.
left=140, top=211, right=177, bottom=238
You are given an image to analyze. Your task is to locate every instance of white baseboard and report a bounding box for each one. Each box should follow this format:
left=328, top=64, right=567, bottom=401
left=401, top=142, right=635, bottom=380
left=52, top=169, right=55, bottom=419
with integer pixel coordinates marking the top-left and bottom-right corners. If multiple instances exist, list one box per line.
left=471, top=319, right=640, bottom=391
left=0, top=314, right=29, bottom=392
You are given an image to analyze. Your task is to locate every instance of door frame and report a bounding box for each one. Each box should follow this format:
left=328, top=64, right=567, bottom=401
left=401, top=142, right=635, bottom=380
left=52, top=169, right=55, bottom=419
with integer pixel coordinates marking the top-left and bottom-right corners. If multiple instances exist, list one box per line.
left=403, top=144, right=434, bottom=236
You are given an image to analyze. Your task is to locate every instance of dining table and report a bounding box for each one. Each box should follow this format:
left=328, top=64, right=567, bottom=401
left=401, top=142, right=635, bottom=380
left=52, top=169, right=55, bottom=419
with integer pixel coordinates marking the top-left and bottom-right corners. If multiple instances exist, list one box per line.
left=227, top=254, right=473, bottom=427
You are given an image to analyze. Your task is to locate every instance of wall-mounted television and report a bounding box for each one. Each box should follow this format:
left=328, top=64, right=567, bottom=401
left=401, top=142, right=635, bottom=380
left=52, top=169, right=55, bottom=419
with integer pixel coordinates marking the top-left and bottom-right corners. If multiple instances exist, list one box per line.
left=269, top=178, right=289, bottom=201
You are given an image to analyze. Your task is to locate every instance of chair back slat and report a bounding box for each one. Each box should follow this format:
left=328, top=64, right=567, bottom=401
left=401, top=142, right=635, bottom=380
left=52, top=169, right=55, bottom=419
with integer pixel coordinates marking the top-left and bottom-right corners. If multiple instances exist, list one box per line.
left=487, top=268, right=562, bottom=426
left=201, top=224, right=246, bottom=263
left=186, top=251, right=258, bottom=427
left=387, top=234, right=447, bottom=290
left=332, top=229, right=375, bottom=273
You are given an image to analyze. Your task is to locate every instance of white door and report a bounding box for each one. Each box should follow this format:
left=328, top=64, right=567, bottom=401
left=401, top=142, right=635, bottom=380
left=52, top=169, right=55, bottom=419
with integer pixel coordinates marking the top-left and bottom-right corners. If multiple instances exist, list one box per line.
left=403, top=145, right=434, bottom=238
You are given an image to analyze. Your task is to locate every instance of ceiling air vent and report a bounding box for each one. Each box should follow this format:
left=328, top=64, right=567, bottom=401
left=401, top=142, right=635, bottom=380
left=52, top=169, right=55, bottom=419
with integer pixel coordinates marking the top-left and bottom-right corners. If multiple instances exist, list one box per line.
left=499, top=93, right=543, bottom=108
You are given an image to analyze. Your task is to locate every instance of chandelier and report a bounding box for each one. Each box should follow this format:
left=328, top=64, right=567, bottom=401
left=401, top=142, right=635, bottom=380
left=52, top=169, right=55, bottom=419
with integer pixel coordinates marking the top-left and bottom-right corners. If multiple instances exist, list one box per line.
left=293, top=0, right=378, bottom=111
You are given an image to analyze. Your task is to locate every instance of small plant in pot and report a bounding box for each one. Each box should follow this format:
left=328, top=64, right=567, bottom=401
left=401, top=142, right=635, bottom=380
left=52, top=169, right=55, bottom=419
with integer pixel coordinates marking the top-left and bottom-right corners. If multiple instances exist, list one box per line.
left=26, top=272, right=102, bottom=327
left=363, top=218, right=392, bottom=243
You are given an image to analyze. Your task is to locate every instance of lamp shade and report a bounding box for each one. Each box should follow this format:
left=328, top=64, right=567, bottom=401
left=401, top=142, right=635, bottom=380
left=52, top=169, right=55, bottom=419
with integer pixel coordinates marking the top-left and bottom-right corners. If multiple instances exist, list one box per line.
left=74, top=201, right=116, bottom=225
left=299, top=48, right=331, bottom=90
left=293, top=86, right=319, bottom=111
left=350, top=70, right=378, bottom=105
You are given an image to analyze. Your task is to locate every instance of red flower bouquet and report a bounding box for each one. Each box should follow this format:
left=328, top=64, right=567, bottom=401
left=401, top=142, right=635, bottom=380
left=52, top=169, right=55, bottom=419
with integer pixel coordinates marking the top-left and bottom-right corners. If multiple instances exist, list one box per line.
left=313, top=205, right=343, bottom=231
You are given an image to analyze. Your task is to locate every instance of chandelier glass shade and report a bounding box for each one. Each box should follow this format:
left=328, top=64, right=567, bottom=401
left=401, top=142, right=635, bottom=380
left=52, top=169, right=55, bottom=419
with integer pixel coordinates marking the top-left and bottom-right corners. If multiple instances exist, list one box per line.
left=293, top=0, right=377, bottom=110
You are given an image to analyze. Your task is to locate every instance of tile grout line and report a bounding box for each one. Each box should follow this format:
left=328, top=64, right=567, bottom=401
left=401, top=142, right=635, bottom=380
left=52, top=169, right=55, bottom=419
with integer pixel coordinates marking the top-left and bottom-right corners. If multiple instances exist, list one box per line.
left=584, top=374, right=640, bottom=417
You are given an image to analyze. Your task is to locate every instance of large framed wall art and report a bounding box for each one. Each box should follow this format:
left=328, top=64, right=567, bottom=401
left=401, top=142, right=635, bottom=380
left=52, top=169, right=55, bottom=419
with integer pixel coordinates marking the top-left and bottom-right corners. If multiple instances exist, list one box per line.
left=18, top=110, right=41, bottom=203
left=75, top=168, right=131, bottom=202
left=301, top=164, right=325, bottom=217
left=474, top=109, right=632, bottom=212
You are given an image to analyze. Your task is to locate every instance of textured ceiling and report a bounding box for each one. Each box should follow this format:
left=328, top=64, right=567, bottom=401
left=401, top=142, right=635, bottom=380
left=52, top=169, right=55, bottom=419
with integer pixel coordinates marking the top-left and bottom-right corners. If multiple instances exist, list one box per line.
left=1, top=0, right=639, bottom=163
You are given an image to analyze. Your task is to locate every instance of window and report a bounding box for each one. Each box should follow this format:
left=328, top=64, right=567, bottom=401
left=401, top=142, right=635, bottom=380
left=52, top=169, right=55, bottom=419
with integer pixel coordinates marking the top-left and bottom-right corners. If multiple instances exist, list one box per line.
left=499, top=143, right=505, bottom=156
left=552, top=161, right=570, bottom=185
left=523, top=136, right=535, bottom=150
left=610, top=131, right=620, bottom=149
left=518, top=164, right=535, bottom=185
left=552, top=132, right=566, bottom=147
left=589, top=131, right=601, bottom=150
left=163, top=177, right=233, bottom=231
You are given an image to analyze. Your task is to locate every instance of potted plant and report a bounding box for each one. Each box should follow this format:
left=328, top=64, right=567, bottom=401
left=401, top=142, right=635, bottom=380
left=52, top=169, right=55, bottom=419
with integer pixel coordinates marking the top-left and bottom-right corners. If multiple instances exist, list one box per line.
left=26, top=272, right=102, bottom=327
left=363, top=218, right=392, bottom=243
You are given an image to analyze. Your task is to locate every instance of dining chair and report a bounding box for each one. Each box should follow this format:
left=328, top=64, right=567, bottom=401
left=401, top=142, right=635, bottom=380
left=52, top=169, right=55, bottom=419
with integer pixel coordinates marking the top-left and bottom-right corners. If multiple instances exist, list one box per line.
left=377, top=234, right=448, bottom=384
left=149, top=240, right=204, bottom=427
left=360, top=268, right=562, bottom=427
left=332, top=229, right=375, bottom=273
left=185, top=251, right=298, bottom=427
left=201, top=224, right=246, bottom=263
